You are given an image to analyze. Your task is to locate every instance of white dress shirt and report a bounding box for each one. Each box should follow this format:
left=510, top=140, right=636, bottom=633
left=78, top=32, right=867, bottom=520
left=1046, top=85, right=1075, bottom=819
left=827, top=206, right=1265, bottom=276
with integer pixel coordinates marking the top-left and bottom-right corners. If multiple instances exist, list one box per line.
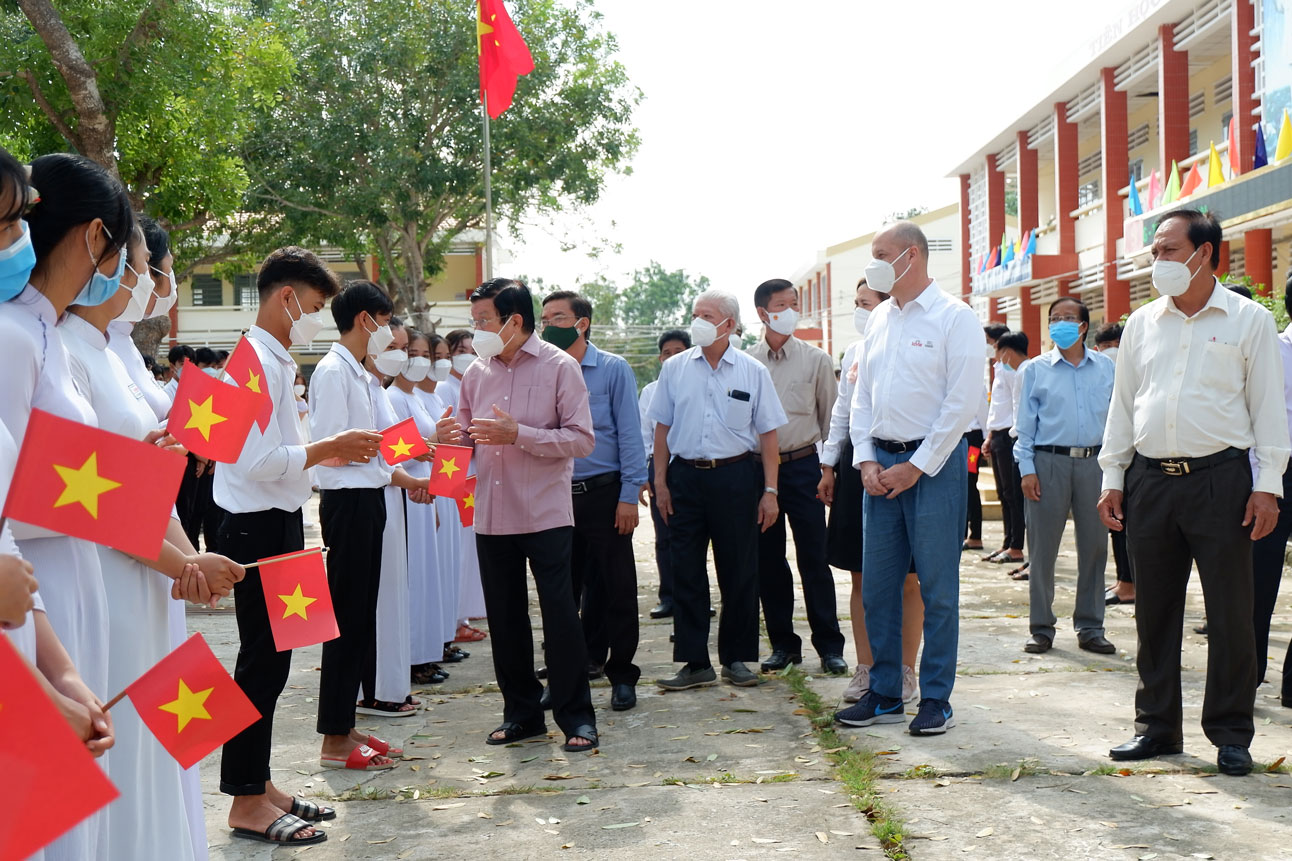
left=1007, top=358, right=1029, bottom=440
left=849, top=280, right=984, bottom=476
left=821, top=339, right=863, bottom=468
left=61, top=314, right=158, bottom=443
left=309, top=343, right=390, bottom=489
left=986, top=361, right=1018, bottom=431
left=638, top=379, right=659, bottom=456
left=1099, top=279, right=1291, bottom=495
left=106, top=320, right=171, bottom=421
left=214, top=326, right=314, bottom=513
left=163, top=375, right=178, bottom=400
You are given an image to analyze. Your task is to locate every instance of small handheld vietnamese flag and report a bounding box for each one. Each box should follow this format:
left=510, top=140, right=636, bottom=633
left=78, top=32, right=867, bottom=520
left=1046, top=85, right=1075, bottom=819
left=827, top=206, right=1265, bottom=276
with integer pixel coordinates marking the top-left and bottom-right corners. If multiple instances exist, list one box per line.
left=3, top=409, right=185, bottom=558
left=224, top=336, right=273, bottom=432
left=967, top=446, right=981, bottom=475
left=123, top=633, right=259, bottom=769
left=257, top=548, right=339, bottom=652
left=166, top=363, right=262, bottom=463
left=0, top=636, right=119, bottom=860
left=457, top=475, right=477, bottom=527
left=379, top=417, right=430, bottom=466
left=427, top=444, right=472, bottom=497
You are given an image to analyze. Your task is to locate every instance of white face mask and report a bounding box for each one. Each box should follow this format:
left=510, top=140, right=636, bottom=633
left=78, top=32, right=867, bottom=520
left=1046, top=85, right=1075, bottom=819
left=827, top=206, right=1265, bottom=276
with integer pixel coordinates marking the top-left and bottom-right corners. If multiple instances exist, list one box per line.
left=690, top=316, right=728, bottom=348
left=293, top=383, right=306, bottom=397
left=472, top=316, right=515, bottom=359
left=1151, top=247, right=1203, bottom=297
left=148, top=269, right=178, bottom=319
left=853, top=307, right=871, bottom=336
left=374, top=349, right=408, bottom=377
left=763, top=307, right=798, bottom=336
left=364, top=317, right=394, bottom=355
left=1101, top=346, right=1119, bottom=361
left=728, top=332, right=743, bottom=350
left=286, top=291, right=325, bottom=346
left=115, top=264, right=155, bottom=324
left=403, top=356, right=432, bottom=383
left=432, top=358, right=453, bottom=381
left=864, top=249, right=912, bottom=295
left=451, top=353, right=475, bottom=374
left=986, top=343, right=997, bottom=359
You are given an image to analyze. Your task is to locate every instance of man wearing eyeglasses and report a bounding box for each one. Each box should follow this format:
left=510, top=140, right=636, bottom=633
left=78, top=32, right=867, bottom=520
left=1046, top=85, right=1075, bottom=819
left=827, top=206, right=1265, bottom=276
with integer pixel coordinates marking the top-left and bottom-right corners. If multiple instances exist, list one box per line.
left=1014, top=297, right=1116, bottom=657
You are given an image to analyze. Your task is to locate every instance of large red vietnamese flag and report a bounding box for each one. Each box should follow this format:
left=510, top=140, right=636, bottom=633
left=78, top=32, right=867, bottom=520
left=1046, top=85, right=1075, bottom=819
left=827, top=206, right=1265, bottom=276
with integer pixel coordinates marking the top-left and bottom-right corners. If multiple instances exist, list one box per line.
left=224, top=336, right=273, bottom=432
left=257, top=548, right=339, bottom=652
left=0, top=636, right=119, bottom=860
left=166, top=362, right=262, bottom=463
left=125, top=633, right=259, bottom=769
left=3, top=409, right=185, bottom=558
left=379, top=417, right=430, bottom=466
left=478, top=0, right=533, bottom=118
left=427, top=444, right=472, bottom=498
left=456, top=475, right=477, bottom=527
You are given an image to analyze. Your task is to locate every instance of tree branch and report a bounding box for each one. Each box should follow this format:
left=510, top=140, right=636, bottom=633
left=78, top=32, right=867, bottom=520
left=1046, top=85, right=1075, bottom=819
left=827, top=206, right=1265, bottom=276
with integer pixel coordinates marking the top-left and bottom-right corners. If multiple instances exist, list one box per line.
left=116, top=0, right=175, bottom=75
left=17, top=69, right=80, bottom=149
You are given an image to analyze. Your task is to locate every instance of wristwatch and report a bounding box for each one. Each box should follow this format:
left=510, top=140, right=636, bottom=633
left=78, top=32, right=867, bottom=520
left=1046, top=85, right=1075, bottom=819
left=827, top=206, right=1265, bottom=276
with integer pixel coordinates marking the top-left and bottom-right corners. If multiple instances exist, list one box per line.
left=764, top=486, right=778, bottom=495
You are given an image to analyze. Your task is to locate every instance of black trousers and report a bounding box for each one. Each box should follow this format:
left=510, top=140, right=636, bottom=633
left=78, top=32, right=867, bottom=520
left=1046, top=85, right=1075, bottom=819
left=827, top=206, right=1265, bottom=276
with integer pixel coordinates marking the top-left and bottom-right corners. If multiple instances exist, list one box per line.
left=989, top=432, right=1025, bottom=551
left=177, top=453, right=202, bottom=547
left=1111, top=530, right=1133, bottom=583
left=316, top=487, right=386, bottom=736
left=573, top=480, right=640, bottom=685
left=1124, top=454, right=1257, bottom=747
left=647, top=457, right=674, bottom=604
left=757, top=454, right=844, bottom=657
left=477, top=527, right=595, bottom=736
left=1252, top=464, right=1292, bottom=689
left=219, top=508, right=304, bottom=795
left=965, top=429, right=984, bottom=541
left=667, top=458, right=760, bottom=667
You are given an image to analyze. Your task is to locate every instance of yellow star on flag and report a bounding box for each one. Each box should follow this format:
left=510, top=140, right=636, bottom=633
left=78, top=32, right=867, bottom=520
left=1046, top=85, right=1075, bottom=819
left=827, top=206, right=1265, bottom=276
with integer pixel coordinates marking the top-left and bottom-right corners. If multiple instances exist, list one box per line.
left=388, top=437, right=415, bottom=459
left=52, top=452, right=122, bottom=519
left=243, top=370, right=261, bottom=395
left=158, top=678, right=214, bottom=733
left=185, top=395, right=228, bottom=442
left=477, top=8, right=494, bottom=53
left=438, top=456, right=461, bottom=479
left=462, top=492, right=475, bottom=509
left=279, top=583, right=317, bottom=620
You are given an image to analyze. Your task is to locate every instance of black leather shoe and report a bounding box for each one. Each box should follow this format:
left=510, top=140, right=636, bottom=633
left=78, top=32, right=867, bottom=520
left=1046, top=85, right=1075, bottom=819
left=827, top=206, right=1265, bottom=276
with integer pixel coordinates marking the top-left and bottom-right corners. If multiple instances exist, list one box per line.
left=1109, top=735, right=1184, bottom=761
left=759, top=650, right=803, bottom=672
left=1217, top=744, right=1253, bottom=776
left=821, top=654, right=849, bottom=675
left=610, top=683, right=637, bottom=711
left=1079, top=634, right=1116, bottom=654
left=1023, top=634, right=1052, bottom=654
left=540, top=685, right=552, bottom=711
left=649, top=601, right=674, bottom=619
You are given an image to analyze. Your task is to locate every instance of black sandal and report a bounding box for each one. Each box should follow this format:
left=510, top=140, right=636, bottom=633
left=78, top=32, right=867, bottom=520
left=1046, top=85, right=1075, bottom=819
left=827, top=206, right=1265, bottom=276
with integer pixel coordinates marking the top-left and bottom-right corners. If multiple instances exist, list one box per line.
left=485, top=721, right=548, bottom=745
left=289, top=797, right=336, bottom=822
left=231, top=813, right=326, bottom=845
left=355, top=698, right=417, bottom=718
left=562, top=725, right=599, bottom=753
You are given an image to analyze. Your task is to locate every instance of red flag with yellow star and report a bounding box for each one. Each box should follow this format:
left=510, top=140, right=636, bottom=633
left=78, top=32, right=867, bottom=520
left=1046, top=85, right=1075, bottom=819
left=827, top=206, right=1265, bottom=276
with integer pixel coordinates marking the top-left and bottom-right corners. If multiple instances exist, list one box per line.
left=379, top=417, right=430, bottom=466
left=3, top=409, right=185, bottom=558
left=427, top=444, right=472, bottom=498
left=0, top=636, right=119, bottom=860
left=166, top=361, right=262, bottom=463
left=967, top=445, right=981, bottom=475
left=478, top=0, right=533, bottom=118
left=257, top=548, right=339, bottom=652
left=223, top=336, right=273, bottom=432
left=124, top=632, right=259, bottom=770
left=456, top=475, right=477, bottom=527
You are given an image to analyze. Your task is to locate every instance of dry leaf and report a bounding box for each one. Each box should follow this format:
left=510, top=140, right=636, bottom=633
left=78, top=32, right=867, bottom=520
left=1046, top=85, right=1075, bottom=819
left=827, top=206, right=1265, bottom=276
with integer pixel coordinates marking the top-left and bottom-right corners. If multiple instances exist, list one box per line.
left=1010, top=767, right=1021, bottom=781
left=791, top=708, right=811, bottom=716
left=815, top=832, right=829, bottom=844
left=478, top=812, right=492, bottom=820
left=706, top=753, right=718, bottom=762
left=1100, top=821, right=1119, bottom=828
left=561, top=844, right=574, bottom=850
left=543, top=773, right=576, bottom=781
left=976, top=827, right=994, bottom=838
left=602, top=822, right=639, bottom=830
left=397, top=851, right=414, bottom=860
left=1268, top=756, right=1286, bottom=772
left=576, top=796, right=590, bottom=805
left=1110, top=846, right=1151, bottom=850
left=751, top=838, right=779, bottom=844
left=368, top=838, right=396, bottom=844
left=432, top=803, right=465, bottom=811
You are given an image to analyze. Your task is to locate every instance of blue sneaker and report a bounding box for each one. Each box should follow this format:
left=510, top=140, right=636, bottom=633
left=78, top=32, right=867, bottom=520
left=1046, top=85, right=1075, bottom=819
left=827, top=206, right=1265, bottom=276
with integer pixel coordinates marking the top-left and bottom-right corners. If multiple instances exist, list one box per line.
left=908, top=698, right=955, bottom=735
left=835, top=690, right=905, bottom=727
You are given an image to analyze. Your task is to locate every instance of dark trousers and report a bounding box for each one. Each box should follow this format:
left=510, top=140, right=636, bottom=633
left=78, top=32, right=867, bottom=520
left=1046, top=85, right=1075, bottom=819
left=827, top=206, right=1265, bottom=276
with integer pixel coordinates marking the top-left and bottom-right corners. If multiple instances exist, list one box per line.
left=965, top=430, right=984, bottom=541
left=218, top=508, right=304, bottom=795
left=477, top=527, right=595, bottom=736
left=1124, top=455, right=1257, bottom=747
left=757, top=454, right=844, bottom=657
left=573, top=480, right=640, bottom=685
left=989, top=432, right=1025, bottom=551
left=648, top=458, right=674, bottom=604
left=316, top=487, right=385, bottom=736
left=666, top=458, right=761, bottom=667
left=177, top=453, right=202, bottom=547
left=1252, top=464, right=1292, bottom=688
left=1111, top=530, right=1133, bottom=583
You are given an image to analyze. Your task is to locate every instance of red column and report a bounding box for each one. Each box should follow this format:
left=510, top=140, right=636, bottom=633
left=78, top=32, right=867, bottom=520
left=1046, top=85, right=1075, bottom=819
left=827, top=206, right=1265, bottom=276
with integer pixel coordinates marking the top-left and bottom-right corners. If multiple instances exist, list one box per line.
left=1217, top=240, right=1231, bottom=277
left=1101, top=67, right=1131, bottom=321
left=1232, top=0, right=1258, bottom=176
left=1016, top=130, right=1040, bottom=353
left=959, top=173, right=972, bottom=300
left=1054, top=101, right=1079, bottom=298
left=1159, top=24, right=1190, bottom=174
left=1246, top=229, right=1273, bottom=294
left=986, top=153, right=1007, bottom=322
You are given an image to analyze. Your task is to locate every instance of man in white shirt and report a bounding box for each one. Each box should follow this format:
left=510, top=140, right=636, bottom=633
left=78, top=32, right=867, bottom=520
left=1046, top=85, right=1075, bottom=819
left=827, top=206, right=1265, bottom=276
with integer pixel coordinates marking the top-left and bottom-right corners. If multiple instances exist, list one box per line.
left=639, top=329, right=691, bottom=620
left=835, top=221, right=982, bottom=736
left=984, top=332, right=1028, bottom=566
left=214, top=248, right=383, bottom=844
left=1098, top=209, right=1290, bottom=776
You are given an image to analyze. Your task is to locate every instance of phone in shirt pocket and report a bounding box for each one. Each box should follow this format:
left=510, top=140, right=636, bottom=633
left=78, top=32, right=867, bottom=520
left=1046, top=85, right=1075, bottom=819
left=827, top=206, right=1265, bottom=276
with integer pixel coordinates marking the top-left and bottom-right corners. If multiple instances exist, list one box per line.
left=726, top=389, right=752, bottom=429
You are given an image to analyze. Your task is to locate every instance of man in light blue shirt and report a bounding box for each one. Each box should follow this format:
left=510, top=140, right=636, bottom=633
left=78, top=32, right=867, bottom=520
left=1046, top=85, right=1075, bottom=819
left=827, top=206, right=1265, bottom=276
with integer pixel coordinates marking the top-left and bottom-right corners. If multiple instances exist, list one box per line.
left=1015, top=296, right=1116, bottom=656
left=540, top=291, right=648, bottom=712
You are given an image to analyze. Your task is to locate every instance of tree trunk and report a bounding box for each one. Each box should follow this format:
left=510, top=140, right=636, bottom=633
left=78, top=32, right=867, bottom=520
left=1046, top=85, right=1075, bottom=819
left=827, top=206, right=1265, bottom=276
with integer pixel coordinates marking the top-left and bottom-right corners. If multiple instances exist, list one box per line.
left=131, top=316, right=171, bottom=363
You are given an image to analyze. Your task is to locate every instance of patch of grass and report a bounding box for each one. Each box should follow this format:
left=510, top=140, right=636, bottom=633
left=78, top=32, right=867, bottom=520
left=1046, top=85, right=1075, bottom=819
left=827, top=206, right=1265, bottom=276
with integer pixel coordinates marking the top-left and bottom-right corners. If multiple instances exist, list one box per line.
left=661, top=777, right=686, bottom=786
left=900, top=764, right=941, bottom=780
left=766, top=772, right=800, bottom=783
left=496, top=784, right=538, bottom=795
left=1085, top=764, right=1121, bottom=776
left=980, top=759, right=1042, bottom=780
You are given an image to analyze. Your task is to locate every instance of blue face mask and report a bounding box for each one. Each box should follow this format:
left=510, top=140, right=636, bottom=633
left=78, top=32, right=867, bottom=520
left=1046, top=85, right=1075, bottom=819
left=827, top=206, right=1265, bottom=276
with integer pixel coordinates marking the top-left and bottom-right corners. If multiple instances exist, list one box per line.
left=0, top=221, right=36, bottom=302
left=1049, top=321, right=1083, bottom=350
left=73, top=225, right=126, bottom=307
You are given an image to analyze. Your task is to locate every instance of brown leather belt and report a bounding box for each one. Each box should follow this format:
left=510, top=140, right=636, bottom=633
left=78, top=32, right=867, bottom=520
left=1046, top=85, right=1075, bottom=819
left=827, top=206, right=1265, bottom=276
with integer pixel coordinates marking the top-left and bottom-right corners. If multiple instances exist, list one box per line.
left=674, top=453, right=752, bottom=469
left=754, top=444, right=817, bottom=465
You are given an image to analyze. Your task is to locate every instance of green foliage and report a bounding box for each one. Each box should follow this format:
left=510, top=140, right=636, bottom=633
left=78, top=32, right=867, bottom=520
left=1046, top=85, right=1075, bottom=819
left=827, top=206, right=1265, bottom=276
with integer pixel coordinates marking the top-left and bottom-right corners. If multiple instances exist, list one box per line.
left=617, top=260, right=709, bottom=330
left=1222, top=274, right=1289, bottom=329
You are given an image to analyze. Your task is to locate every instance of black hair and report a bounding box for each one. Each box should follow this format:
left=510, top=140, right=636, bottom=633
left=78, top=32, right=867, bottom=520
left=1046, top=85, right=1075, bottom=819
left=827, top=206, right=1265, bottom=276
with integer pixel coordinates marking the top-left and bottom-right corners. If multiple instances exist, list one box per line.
left=216, top=349, right=229, bottom=361
left=26, top=153, right=133, bottom=266
left=137, top=214, right=171, bottom=270
left=983, top=323, right=1010, bottom=342
left=1048, top=296, right=1090, bottom=326
left=142, top=354, right=156, bottom=372
left=1285, top=273, right=1292, bottom=319
left=0, top=146, right=26, bottom=223
left=258, top=245, right=341, bottom=301
left=542, top=289, right=593, bottom=340
left=446, top=329, right=473, bottom=352
left=1161, top=208, right=1222, bottom=268
left=471, top=277, right=535, bottom=334
left=427, top=332, right=446, bottom=353
left=997, top=331, right=1029, bottom=356
left=1226, top=283, right=1252, bottom=300
left=753, top=278, right=796, bottom=310
left=168, top=344, right=195, bottom=365
left=658, top=328, right=691, bottom=352
left=331, top=279, right=394, bottom=334
left=389, top=316, right=404, bottom=331
left=407, top=328, right=429, bottom=350
left=194, top=347, right=218, bottom=366
left=1093, top=322, right=1123, bottom=345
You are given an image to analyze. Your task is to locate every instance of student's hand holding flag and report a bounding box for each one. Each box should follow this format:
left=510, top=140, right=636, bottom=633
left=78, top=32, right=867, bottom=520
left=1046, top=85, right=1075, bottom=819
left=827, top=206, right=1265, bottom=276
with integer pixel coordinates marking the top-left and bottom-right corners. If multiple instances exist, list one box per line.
left=172, top=562, right=219, bottom=608
left=0, top=553, right=37, bottom=628
left=187, top=553, right=245, bottom=597
left=33, top=613, right=115, bottom=755
left=314, top=428, right=384, bottom=466
left=143, top=428, right=187, bottom=457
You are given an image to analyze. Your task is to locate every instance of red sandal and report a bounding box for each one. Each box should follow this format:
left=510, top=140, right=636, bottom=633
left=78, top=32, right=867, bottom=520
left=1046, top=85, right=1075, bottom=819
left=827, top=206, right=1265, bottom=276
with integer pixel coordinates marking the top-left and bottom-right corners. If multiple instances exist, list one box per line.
left=319, top=744, right=396, bottom=771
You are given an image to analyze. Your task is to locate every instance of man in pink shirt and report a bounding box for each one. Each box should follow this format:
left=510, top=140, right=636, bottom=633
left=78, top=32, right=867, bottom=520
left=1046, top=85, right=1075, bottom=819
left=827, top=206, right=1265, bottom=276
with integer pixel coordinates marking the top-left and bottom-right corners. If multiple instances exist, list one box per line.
left=442, top=278, right=599, bottom=752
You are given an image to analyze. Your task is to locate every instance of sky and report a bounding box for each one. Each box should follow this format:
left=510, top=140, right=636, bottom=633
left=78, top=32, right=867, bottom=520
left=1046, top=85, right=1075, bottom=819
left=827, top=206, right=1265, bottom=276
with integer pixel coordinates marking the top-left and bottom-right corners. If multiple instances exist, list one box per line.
left=505, top=0, right=1133, bottom=318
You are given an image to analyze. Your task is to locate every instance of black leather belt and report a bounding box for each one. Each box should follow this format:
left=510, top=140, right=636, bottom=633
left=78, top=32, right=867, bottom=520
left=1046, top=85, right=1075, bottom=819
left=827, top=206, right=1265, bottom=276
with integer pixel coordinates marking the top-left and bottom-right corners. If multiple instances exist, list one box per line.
left=875, top=438, right=923, bottom=454
left=754, top=444, right=816, bottom=465
left=572, top=471, right=620, bottom=494
left=1036, top=444, right=1101, bottom=458
left=1133, top=447, right=1247, bottom=476
left=675, top=453, right=752, bottom=469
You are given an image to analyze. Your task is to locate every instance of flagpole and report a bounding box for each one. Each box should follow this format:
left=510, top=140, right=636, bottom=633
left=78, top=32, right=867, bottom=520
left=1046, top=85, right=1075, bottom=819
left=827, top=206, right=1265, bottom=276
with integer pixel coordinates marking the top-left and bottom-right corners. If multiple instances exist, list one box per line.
left=240, top=546, right=328, bottom=571
left=482, top=93, right=495, bottom=280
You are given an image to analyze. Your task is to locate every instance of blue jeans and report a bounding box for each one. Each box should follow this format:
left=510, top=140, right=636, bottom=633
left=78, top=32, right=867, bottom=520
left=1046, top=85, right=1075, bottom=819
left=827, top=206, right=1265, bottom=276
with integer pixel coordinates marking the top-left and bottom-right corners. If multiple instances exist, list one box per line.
left=861, top=439, right=967, bottom=702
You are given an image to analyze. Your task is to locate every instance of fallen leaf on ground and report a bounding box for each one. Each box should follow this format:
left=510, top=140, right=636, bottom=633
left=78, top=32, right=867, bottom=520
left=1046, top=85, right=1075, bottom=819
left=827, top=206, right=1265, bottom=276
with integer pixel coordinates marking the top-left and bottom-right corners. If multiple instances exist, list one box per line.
left=368, top=838, right=395, bottom=844
left=976, top=827, right=993, bottom=838
left=432, top=803, right=465, bottom=810
left=816, top=832, right=829, bottom=844
left=576, top=796, right=590, bottom=805
left=791, top=708, right=811, bottom=716
left=544, top=773, right=576, bottom=780
left=706, top=753, right=718, bottom=761
left=478, top=812, right=492, bottom=819
left=1010, top=767, right=1021, bottom=781
left=1268, top=756, right=1286, bottom=772
left=602, top=822, right=639, bottom=830
left=751, top=838, right=779, bottom=844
